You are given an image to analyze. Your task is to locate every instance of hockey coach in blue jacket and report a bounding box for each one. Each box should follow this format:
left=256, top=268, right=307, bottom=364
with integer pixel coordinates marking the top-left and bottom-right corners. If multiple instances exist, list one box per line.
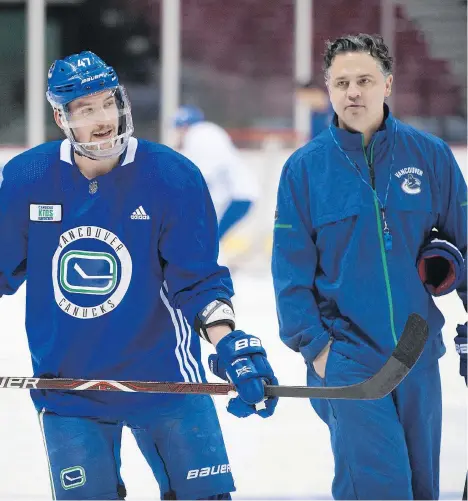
left=272, top=34, right=467, bottom=500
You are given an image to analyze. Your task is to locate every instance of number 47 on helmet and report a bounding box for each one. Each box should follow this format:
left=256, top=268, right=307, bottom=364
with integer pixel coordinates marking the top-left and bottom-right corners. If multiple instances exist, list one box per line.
left=46, top=51, right=134, bottom=161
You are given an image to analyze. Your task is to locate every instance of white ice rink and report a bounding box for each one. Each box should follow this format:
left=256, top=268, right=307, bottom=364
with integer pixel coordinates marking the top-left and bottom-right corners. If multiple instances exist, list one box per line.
left=0, top=274, right=466, bottom=500
left=0, top=149, right=467, bottom=500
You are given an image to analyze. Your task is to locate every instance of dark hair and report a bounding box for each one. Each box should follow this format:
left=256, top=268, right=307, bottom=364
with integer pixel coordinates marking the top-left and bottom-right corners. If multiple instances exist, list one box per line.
left=323, top=33, right=393, bottom=79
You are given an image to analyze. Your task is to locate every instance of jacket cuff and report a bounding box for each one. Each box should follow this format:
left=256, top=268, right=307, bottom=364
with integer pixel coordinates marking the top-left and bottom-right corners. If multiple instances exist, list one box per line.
left=299, top=330, right=332, bottom=362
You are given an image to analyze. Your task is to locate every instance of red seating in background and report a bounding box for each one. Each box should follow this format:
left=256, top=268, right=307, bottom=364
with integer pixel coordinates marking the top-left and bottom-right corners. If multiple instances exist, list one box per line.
left=132, top=0, right=462, bottom=119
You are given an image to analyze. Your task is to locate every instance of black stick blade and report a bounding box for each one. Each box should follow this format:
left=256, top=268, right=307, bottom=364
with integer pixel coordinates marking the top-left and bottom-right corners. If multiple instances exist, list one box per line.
left=392, top=313, right=429, bottom=370
left=265, top=313, right=429, bottom=400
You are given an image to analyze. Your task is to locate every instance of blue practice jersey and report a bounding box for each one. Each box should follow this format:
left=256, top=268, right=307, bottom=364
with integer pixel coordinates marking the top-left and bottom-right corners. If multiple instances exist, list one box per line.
left=0, top=138, right=234, bottom=421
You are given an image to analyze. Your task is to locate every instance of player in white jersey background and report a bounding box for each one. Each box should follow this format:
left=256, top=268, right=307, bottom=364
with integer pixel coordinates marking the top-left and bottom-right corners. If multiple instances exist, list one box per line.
left=173, top=106, right=259, bottom=266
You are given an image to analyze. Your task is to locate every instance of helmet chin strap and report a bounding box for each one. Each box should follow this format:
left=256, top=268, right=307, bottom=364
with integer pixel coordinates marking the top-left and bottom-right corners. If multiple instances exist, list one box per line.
left=66, top=127, right=121, bottom=161
left=63, top=119, right=130, bottom=161
left=73, top=132, right=130, bottom=160
left=72, top=140, right=123, bottom=161
left=73, top=148, right=99, bottom=161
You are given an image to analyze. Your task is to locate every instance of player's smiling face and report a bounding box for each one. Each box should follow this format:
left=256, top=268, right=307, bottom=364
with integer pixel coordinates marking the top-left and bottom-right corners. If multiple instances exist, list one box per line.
left=65, top=89, right=120, bottom=150
left=326, top=52, right=393, bottom=134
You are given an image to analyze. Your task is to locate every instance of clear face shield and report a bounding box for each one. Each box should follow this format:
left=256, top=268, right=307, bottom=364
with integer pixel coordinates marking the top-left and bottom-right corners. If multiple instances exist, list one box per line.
left=58, top=86, right=134, bottom=160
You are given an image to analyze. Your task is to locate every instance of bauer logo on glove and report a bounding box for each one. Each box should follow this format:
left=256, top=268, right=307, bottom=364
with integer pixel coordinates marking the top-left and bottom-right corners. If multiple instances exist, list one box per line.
left=209, top=330, right=278, bottom=418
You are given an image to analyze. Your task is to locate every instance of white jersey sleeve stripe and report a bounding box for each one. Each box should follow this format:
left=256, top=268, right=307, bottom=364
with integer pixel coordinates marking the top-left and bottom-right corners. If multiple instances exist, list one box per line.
left=160, top=286, right=191, bottom=382
left=176, top=308, right=202, bottom=383
left=162, top=281, right=201, bottom=383
left=183, top=315, right=203, bottom=382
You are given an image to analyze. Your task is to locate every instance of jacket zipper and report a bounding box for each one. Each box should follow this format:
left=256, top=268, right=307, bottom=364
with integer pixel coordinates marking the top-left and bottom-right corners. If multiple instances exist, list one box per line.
left=361, top=137, right=398, bottom=346
left=369, top=154, right=376, bottom=189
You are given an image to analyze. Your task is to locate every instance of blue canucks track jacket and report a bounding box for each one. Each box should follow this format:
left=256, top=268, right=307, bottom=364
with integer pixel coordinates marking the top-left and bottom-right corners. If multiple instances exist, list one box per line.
left=0, top=137, right=233, bottom=421
left=272, top=106, right=467, bottom=371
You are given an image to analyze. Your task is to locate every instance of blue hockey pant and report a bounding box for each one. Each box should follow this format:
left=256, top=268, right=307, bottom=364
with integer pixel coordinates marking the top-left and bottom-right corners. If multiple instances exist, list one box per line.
left=38, top=395, right=235, bottom=500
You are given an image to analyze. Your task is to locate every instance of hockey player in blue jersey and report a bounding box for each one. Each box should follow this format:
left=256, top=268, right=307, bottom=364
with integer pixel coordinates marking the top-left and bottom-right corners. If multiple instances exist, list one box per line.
left=0, top=51, right=278, bottom=500
left=272, top=34, right=466, bottom=499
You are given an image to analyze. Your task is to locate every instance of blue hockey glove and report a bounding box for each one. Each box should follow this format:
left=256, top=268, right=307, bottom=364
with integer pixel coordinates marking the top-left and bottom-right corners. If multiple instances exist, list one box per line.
left=455, top=323, right=467, bottom=385
left=417, top=236, right=464, bottom=297
left=209, top=330, right=278, bottom=418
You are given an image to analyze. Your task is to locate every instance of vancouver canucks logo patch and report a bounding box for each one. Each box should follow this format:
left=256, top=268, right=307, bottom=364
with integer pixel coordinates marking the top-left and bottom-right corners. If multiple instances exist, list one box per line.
left=52, top=226, right=132, bottom=319
left=401, top=174, right=422, bottom=195
left=394, top=167, right=423, bottom=195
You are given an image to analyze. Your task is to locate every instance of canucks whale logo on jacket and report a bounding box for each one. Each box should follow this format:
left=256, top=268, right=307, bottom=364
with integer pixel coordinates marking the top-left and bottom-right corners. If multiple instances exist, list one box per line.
left=401, top=173, right=422, bottom=195
left=395, top=166, right=423, bottom=195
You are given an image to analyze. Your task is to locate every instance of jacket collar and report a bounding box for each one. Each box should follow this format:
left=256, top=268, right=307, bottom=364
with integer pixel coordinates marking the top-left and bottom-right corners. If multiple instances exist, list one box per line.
left=329, top=104, right=395, bottom=151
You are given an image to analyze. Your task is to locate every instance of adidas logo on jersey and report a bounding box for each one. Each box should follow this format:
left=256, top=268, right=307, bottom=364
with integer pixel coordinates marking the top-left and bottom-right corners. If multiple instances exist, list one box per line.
left=130, top=206, right=150, bottom=220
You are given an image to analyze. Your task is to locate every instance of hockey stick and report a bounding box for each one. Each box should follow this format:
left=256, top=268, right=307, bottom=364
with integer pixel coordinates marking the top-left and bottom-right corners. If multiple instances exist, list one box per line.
left=0, top=313, right=428, bottom=400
